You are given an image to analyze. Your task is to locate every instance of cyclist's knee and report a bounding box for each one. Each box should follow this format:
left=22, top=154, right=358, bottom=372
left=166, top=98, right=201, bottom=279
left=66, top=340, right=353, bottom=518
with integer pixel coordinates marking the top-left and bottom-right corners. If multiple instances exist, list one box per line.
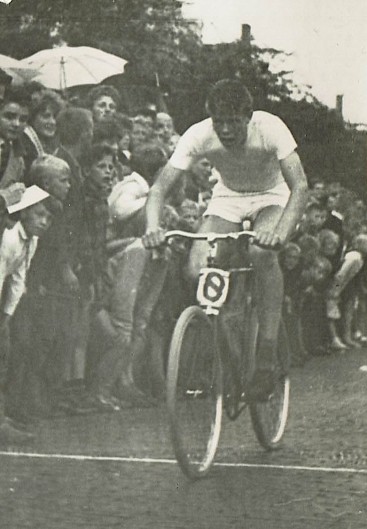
left=186, top=255, right=202, bottom=282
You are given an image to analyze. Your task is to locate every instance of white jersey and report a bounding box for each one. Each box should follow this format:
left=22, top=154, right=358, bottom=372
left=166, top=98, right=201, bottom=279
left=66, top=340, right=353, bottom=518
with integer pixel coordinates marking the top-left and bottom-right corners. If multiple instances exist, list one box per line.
left=169, top=111, right=297, bottom=193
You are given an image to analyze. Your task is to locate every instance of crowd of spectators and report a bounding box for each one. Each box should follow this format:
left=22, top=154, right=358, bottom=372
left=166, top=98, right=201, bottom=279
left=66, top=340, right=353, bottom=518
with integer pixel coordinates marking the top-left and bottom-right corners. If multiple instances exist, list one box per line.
left=0, top=73, right=365, bottom=444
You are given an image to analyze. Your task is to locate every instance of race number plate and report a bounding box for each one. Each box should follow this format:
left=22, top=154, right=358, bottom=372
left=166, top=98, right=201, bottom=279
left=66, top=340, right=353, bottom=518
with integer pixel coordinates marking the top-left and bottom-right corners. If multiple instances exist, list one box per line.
left=197, top=267, right=230, bottom=309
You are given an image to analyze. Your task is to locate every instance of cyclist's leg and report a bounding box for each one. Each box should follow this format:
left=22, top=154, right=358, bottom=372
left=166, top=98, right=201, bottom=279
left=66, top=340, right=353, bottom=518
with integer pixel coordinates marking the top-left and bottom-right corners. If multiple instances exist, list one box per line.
left=186, top=215, right=241, bottom=281
left=248, top=205, right=284, bottom=399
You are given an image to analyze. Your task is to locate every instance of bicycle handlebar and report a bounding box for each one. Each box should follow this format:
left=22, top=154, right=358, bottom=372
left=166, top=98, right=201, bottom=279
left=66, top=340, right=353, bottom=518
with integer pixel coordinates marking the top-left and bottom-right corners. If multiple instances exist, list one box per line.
left=165, top=229, right=257, bottom=243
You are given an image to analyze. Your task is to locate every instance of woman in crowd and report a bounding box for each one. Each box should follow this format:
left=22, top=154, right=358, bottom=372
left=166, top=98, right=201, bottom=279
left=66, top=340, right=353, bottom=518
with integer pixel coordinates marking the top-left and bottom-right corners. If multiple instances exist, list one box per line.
left=22, top=89, right=65, bottom=176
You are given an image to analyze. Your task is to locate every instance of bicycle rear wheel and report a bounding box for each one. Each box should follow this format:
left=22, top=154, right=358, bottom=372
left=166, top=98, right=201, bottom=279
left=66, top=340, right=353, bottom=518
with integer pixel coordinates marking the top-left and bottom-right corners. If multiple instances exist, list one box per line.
left=166, top=306, right=223, bottom=479
left=249, top=318, right=290, bottom=450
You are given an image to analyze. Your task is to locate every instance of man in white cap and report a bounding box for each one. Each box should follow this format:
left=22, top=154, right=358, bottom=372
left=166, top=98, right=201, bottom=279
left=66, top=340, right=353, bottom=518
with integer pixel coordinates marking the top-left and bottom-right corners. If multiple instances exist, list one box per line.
left=0, top=185, right=55, bottom=443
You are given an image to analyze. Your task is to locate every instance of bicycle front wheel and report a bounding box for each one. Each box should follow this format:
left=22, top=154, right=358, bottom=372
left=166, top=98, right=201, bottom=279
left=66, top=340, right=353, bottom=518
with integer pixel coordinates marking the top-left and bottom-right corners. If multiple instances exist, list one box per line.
left=249, top=318, right=290, bottom=450
left=166, top=306, right=223, bottom=479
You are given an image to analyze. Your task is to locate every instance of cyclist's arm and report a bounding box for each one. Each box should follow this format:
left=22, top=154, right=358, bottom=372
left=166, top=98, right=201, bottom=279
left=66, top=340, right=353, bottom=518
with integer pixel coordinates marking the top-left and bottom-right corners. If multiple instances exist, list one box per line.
left=275, top=150, right=309, bottom=243
left=143, top=161, right=185, bottom=248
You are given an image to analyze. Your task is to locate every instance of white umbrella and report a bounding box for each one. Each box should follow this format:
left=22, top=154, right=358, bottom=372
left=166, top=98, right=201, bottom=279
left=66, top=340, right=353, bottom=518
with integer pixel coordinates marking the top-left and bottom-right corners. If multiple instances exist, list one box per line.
left=20, top=46, right=128, bottom=90
left=0, top=54, right=37, bottom=85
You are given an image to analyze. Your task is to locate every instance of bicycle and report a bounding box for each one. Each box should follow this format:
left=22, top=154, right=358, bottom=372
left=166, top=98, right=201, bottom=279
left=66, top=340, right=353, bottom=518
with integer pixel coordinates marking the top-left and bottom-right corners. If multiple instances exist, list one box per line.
left=164, top=229, right=290, bottom=479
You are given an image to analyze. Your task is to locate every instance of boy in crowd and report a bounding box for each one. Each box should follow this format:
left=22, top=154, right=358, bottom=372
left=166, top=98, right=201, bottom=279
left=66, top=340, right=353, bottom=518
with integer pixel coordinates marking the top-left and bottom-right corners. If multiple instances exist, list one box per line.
left=54, top=108, right=94, bottom=391
left=0, top=186, right=55, bottom=443
left=84, top=143, right=115, bottom=302
left=6, top=156, right=71, bottom=422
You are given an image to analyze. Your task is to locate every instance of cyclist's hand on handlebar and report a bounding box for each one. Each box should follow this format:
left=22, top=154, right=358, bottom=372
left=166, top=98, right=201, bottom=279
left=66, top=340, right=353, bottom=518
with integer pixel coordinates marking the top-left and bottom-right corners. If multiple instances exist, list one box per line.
left=142, top=227, right=166, bottom=249
left=142, top=227, right=168, bottom=260
left=254, top=228, right=285, bottom=250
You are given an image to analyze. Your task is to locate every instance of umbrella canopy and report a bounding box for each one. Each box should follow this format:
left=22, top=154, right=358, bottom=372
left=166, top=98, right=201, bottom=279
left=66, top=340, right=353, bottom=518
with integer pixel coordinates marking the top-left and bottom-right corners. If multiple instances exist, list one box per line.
left=20, top=46, right=128, bottom=90
left=0, top=54, right=37, bottom=85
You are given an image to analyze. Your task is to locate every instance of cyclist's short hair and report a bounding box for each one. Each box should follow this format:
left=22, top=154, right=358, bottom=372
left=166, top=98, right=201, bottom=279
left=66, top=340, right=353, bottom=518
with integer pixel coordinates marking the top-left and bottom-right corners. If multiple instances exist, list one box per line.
left=206, top=79, right=253, bottom=118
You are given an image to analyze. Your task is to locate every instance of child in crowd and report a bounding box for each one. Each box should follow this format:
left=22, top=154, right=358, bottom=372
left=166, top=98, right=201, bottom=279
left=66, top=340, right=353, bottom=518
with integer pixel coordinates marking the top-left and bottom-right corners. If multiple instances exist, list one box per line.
left=177, top=199, right=201, bottom=233
left=279, top=243, right=305, bottom=365
left=7, top=156, right=71, bottom=423
left=0, top=186, right=56, bottom=442
left=83, top=143, right=115, bottom=301
left=327, top=234, right=367, bottom=349
left=300, top=255, right=333, bottom=355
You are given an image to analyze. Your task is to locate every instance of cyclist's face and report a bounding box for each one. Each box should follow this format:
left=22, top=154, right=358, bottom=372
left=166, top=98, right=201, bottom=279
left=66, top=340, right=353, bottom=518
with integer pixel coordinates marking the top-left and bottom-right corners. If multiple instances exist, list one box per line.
left=211, top=111, right=250, bottom=150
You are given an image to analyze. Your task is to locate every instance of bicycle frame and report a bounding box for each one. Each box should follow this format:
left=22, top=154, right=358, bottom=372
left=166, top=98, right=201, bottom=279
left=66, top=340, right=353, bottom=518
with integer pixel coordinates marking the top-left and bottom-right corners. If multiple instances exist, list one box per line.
left=166, top=230, right=257, bottom=418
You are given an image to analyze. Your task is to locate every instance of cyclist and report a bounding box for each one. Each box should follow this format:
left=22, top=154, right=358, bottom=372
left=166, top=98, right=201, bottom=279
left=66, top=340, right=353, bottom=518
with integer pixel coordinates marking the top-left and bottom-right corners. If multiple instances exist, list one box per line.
left=142, top=79, right=308, bottom=401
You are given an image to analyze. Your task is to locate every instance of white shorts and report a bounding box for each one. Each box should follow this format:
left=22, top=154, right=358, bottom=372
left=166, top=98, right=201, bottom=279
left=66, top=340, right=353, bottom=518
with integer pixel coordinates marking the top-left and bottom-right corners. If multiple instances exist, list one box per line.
left=204, top=181, right=290, bottom=224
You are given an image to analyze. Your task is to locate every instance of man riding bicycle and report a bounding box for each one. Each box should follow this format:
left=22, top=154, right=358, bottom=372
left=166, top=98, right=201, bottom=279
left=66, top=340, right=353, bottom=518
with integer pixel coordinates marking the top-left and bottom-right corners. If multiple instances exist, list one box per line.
left=143, top=79, right=308, bottom=402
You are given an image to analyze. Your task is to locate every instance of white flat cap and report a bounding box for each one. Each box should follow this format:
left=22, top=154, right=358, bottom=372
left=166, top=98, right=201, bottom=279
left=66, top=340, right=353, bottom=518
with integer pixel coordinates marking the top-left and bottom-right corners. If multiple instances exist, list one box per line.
left=7, top=185, right=50, bottom=214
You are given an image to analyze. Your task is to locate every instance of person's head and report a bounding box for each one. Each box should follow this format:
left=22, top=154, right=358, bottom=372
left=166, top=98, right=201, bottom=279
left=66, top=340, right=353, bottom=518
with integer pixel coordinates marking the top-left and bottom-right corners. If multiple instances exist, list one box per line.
left=57, top=107, right=94, bottom=153
left=93, top=117, right=121, bottom=154
left=114, top=112, right=133, bottom=151
left=318, top=229, right=340, bottom=257
left=189, top=157, right=213, bottom=188
left=310, top=180, right=326, bottom=201
left=87, top=85, right=121, bottom=123
left=133, top=107, right=156, bottom=132
left=129, top=142, right=167, bottom=186
left=29, top=89, right=65, bottom=141
left=130, top=117, right=154, bottom=150
left=206, top=79, right=253, bottom=150
left=297, top=234, right=321, bottom=267
left=303, top=202, right=327, bottom=232
left=85, top=143, right=116, bottom=197
left=28, top=155, right=71, bottom=202
left=155, top=112, right=175, bottom=143
left=178, top=199, right=200, bottom=232
left=308, top=255, right=333, bottom=285
left=20, top=197, right=62, bottom=237
left=279, top=242, right=301, bottom=271
left=0, top=86, right=29, bottom=142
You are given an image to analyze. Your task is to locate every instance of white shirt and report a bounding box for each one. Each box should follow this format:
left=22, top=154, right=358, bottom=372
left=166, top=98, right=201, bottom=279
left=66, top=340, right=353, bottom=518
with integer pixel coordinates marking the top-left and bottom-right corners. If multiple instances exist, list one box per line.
left=0, top=221, right=38, bottom=315
left=169, top=111, right=297, bottom=193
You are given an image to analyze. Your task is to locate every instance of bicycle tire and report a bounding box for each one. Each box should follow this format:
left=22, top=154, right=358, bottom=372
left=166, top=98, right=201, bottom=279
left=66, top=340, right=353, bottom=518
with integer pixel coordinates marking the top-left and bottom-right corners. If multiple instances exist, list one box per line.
left=166, top=305, right=223, bottom=479
left=249, top=316, right=290, bottom=450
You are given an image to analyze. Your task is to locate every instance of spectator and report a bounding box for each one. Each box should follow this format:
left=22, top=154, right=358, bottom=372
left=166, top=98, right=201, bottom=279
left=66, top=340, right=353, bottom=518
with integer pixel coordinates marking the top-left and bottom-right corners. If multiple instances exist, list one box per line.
left=108, top=142, right=167, bottom=238
left=6, top=156, right=71, bottom=423
left=93, top=117, right=127, bottom=182
left=300, top=255, right=333, bottom=356
left=184, top=157, right=216, bottom=207
left=83, top=143, right=115, bottom=301
left=0, top=86, right=29, bottom=189
left=318, top=228, right=341, bottom=273
left=54, top=108, right=94, bottom=403
left=155, top=111, right=180, bottom=155
left=114, top=112, right=133, bottom=169
left=130, top=116, right=156, bottom=151
left=177, top=199, right=201, bottom=233
left=22, top=89, right=65, bottom=175
left=293, top=201, right=328, bottom=239
left=0, top=185, right=54, bottom=443
left=87, top=85, right=121, bottom=123
left=327, top=234, right=367, bottom=349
